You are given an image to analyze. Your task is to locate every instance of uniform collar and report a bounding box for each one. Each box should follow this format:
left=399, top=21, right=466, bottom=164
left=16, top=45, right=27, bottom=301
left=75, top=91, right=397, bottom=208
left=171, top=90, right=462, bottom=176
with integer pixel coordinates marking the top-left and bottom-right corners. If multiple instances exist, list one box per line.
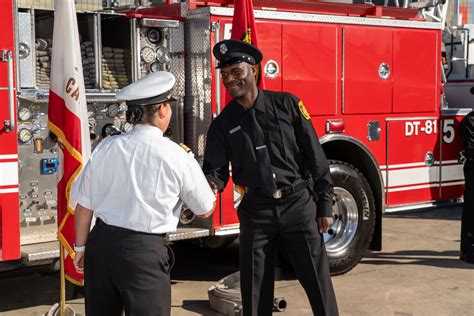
left=228, top=89, right=266, bottom=113
left=252, top=89, right=267, bottom=113
left=133, top=124, right=164, bottom=137
left=227, top=89, right=266, bottom=117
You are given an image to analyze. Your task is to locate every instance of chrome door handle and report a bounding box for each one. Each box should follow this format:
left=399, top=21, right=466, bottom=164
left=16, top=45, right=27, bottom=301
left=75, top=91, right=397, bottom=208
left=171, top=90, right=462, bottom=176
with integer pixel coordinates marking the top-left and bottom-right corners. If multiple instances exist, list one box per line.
left=2, top=50, right=15, bottom=133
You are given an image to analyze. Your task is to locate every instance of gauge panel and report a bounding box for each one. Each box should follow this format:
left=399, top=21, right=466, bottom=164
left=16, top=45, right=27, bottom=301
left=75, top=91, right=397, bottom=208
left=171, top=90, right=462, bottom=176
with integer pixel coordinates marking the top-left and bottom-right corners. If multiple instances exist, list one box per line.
left=141, top=46, right=157, bottom=64
left=146, top=28, right=163, bottom=45
left=156, top=47, right=170, bottom=64
left=18, top=107, right=32, bottom=121
left=18, top=127, right=33, bottom=143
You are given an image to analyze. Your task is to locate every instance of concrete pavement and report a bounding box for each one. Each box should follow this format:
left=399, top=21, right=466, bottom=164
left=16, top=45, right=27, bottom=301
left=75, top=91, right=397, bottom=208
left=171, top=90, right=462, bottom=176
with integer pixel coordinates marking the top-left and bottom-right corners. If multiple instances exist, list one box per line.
left=0, top=205, right=472, bottom=315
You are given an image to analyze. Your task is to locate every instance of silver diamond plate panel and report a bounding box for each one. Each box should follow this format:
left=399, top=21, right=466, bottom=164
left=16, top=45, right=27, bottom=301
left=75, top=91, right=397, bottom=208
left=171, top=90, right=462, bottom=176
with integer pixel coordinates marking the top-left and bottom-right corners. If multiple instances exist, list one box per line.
left=20, top=224, right=57, bottom=245
left=167, top=228, right=210, bottom=241
left=209, top=7, right=443, bottom=30
left=21, top=241, right=59, bottom=262
left=184, top=13, right=212, bottom=163
left=169, top=22, right=185, bottom=143
left=18, top=12, right=35, bottom=88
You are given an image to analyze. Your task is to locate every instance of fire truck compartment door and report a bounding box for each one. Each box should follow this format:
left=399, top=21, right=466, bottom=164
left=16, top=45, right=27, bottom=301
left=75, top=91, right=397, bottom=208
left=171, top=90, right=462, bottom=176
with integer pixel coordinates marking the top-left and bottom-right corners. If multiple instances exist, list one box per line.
left=0, top=0, right=20, bottom=261
left=343, top=26, right=392, bottom=114
left=282, top=22, right=338, bottom=116
left=439, top=115, right=465, bottom=201
left=392, top=30, right=438, bottom=113
left=255, top=20, right=283, bottom=92
left=386, top=119, right=441, bottom=206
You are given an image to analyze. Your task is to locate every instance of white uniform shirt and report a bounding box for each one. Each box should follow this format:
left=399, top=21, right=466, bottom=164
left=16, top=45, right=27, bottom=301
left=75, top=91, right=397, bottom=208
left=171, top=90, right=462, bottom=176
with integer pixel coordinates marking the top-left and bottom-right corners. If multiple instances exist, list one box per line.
left=71, top=124, right=215, bottom=234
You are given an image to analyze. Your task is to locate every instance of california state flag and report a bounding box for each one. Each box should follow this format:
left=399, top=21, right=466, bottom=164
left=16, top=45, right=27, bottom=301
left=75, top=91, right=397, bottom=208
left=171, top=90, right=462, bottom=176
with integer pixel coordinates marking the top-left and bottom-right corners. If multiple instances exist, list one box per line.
left=48, top=0, right=91, bottom=285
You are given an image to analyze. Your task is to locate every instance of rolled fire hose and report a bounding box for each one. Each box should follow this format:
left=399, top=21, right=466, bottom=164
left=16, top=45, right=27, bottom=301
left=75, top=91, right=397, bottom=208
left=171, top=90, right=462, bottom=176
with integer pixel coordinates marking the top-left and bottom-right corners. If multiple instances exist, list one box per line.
left=208, top=271, right=287, bottom=315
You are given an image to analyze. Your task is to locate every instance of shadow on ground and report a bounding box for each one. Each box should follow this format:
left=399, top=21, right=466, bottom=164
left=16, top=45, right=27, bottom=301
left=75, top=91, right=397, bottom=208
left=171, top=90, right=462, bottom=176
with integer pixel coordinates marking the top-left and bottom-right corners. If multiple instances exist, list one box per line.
left=384, top=205, right=462, bottom=221
left=361, top=249, right=473, bottom=270
left=178, top=300, right=219, bottom=315
left=171, top=240, right=240, bottom=282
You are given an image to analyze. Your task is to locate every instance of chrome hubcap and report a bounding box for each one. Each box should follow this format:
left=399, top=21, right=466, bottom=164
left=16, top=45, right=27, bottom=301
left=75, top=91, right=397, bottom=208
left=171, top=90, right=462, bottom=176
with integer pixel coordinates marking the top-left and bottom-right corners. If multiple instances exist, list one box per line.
left=324, top=187, right=359, bottom=254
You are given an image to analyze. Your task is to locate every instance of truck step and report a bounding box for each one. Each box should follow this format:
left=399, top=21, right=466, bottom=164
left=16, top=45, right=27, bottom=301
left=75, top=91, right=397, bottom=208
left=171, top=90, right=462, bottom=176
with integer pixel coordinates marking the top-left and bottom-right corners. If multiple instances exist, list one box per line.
left=21, top=241, right=59, bottom=263
left=168, top=228, right=209, bottom=241
left=19, top=228, right=210, bottom=263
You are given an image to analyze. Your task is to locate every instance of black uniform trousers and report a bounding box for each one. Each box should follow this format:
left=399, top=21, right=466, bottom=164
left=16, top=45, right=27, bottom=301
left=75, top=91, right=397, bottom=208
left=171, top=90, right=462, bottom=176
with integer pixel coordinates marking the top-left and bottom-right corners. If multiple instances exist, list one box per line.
left=461, top=160, right=474, bottom=256
left=238, top=188, right=339, bottom=316
left=84, top=220, right=173, bottom=316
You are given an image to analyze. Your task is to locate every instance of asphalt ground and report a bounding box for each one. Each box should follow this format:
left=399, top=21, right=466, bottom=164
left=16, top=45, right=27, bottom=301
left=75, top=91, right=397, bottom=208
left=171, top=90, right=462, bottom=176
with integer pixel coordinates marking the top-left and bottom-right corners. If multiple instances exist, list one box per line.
left=0, top=205, right=472, bottom=315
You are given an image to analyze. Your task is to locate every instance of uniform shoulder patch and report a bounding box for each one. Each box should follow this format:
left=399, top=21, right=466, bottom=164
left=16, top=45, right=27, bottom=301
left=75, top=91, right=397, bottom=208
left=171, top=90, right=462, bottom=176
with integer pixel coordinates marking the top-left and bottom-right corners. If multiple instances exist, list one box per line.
left=298, top=100, right=311, bottom=120
left=179, top=143, right=195, bottom=157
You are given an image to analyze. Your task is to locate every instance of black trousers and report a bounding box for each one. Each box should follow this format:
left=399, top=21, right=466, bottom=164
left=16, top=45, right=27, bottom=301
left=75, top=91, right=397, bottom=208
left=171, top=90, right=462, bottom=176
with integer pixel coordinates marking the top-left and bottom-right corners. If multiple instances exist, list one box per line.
left=238, top=189, right=339, bottom=316
left=461, top=160, right=474, bottom=255
left=84, top=221, right=173, bottom=316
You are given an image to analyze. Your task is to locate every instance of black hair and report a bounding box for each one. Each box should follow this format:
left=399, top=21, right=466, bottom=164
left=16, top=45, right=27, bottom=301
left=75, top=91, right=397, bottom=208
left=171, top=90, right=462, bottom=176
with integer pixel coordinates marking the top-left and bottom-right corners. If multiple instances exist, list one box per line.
left=126, top=104, right=161, bottom=125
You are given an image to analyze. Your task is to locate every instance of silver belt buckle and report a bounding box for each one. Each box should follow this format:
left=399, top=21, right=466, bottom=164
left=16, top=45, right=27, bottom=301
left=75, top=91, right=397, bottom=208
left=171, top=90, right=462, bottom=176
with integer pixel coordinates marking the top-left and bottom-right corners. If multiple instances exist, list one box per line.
left=272, top=189, right=282, bottom=199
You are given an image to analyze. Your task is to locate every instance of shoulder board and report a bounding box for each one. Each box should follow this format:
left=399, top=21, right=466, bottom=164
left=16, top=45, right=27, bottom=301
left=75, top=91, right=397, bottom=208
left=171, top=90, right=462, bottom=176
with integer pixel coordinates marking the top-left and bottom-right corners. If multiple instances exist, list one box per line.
left=179, top=143, right=195, bottom=157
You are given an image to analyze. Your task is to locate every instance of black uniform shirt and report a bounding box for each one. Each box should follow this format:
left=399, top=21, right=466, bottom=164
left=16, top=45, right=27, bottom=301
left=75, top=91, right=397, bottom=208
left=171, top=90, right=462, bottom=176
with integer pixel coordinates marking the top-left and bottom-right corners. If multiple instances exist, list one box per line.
left=203, top=89, right=334, bottom=217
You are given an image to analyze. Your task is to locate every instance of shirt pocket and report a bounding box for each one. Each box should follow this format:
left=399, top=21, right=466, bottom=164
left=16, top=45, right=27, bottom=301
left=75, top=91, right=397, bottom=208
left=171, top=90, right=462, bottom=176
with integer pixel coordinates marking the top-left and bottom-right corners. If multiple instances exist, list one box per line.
left=226, top=127, right=247, bottom=160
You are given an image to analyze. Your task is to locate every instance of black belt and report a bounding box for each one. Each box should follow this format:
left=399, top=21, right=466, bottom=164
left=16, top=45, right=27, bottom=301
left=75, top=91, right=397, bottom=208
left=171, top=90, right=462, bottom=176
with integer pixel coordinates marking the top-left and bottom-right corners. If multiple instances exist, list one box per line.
left=95, top=218, right=166, bottom=238
left=245, top=180, right=309, bottom=199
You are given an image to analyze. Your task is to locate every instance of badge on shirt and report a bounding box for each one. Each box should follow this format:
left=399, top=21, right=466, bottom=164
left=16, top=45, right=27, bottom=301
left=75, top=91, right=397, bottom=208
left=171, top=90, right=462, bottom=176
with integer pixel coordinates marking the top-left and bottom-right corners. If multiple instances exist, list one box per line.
left=298, top=101, right=310, bottom=120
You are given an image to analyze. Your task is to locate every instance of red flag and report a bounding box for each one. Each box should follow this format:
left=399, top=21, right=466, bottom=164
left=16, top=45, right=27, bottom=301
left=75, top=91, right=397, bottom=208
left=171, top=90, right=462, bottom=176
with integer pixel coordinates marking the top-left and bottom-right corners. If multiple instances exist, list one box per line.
left=48, top=0, right=91, bottom=286
left=230, top=0, right=265, bottom=89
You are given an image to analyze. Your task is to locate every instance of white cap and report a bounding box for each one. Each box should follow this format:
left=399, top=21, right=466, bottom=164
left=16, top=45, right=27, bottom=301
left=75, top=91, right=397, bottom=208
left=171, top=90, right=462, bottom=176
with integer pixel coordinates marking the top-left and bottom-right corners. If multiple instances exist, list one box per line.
left=116, top=71, right=176, bottom=106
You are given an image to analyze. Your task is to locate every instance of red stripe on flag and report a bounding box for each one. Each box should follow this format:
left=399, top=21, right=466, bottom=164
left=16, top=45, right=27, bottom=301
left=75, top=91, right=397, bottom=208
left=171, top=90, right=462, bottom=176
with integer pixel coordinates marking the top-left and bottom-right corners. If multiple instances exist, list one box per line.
left=48, top=90, right=86, bottom=284
left=48, top=90, right=83, bottom=158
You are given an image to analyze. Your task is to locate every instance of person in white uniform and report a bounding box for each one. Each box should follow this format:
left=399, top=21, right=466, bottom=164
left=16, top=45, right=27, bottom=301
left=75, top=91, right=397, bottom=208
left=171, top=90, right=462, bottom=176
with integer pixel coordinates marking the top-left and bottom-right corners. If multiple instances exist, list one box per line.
left=71, top=71, right=216, bottom=316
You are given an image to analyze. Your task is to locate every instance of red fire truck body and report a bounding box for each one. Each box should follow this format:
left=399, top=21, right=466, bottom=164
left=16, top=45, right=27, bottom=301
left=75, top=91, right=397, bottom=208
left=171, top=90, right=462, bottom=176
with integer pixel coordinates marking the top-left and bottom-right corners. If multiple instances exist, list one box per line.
left=0, top=0, right=470, bottom=275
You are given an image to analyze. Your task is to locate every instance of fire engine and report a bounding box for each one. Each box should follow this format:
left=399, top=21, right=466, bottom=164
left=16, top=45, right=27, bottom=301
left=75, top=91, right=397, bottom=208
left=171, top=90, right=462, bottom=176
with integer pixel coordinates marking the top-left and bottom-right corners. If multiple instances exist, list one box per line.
left=0, top=0, right=472, bottom=275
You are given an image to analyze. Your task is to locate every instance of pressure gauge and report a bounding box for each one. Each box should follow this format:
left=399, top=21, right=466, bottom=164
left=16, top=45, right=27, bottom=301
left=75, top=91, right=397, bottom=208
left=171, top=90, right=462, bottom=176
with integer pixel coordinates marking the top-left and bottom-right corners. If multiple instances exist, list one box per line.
left=18, top=107, right=32, bottom=121
left=146, top=28, right=163, bottom=45
left=107, top=103, right=120, bottom=117
left=18, top=128, right=33, bottom=143
left=156, top=47, right=170, bottom=64
left=150, top=62, right=161, bottom=73
left=122, top=122, right=134, bottom=133
left=141, top=47, right=156, bottom=64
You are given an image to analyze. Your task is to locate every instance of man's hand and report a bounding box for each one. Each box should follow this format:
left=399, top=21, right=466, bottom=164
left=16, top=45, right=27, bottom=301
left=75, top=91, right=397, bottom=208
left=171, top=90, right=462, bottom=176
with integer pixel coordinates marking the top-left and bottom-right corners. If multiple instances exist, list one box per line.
left=317, top=216, right=334, bottom=234
left=209, top=181, right=219, bottom=197
left=73, top=252, right=85, bottom=274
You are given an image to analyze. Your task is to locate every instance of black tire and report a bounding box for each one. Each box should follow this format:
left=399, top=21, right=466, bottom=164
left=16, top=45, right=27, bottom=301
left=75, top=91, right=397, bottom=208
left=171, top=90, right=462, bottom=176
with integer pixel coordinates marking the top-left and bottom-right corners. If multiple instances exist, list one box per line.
left=326, top=160, right=376, bottom=275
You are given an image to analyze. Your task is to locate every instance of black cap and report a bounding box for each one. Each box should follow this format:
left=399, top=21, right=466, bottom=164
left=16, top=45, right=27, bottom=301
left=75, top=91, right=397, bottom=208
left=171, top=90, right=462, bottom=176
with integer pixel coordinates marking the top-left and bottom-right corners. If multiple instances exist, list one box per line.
left=213, top=39, right=263, bottom=69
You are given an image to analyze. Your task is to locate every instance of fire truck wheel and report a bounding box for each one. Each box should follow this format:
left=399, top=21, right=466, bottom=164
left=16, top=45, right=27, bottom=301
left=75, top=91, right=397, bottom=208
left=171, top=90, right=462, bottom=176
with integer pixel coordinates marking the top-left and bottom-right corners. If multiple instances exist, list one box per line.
left=326, top=160, right=376, bottom=275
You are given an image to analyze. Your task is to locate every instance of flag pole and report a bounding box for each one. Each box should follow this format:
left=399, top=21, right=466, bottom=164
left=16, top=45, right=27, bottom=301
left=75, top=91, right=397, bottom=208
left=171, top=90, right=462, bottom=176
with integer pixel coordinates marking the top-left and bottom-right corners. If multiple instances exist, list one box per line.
left=60, top=246, right=66, bottom=316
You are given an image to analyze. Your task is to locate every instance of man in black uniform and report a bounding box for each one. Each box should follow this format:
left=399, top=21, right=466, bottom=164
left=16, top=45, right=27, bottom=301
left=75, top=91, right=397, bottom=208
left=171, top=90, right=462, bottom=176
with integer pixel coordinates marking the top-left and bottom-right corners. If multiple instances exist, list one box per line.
left=460, top=110, right=474, bottom=263
left=203, top=40, right=338, bottom=316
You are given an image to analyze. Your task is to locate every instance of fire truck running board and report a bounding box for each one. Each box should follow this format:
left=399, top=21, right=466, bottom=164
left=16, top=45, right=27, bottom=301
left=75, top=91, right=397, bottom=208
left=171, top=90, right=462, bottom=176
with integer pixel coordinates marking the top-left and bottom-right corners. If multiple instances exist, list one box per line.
left=19, top=229, right=211, bottom=262
left=21, top=241, right=59, bottom=264
left=167, top=228, right=210, bottom=241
